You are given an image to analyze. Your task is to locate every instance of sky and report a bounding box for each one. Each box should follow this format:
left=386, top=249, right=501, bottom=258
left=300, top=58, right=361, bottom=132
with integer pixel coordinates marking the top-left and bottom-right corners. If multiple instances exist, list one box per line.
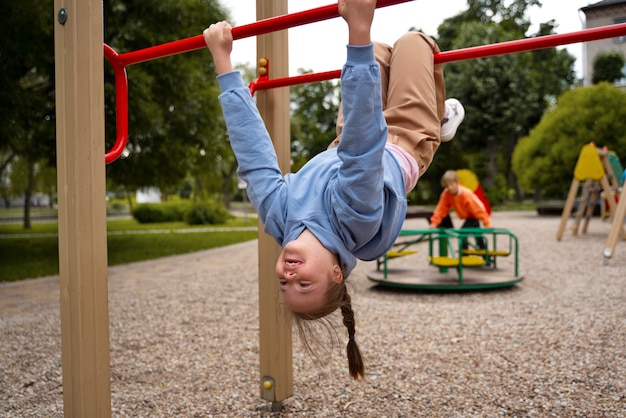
left=219, top=0, right=594, bottom=78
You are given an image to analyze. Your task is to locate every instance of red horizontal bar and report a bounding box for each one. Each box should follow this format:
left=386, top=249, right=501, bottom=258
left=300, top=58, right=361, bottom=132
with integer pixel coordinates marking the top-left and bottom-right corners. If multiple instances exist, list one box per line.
left=249, top=70, right=342, bottom=96
left=105, top=0, right=414, bottom=164
left=249, top=22, right=626, bottom=92
left=435, top=21, right=626, bottom=64
left=105, top=9, right=626, bottom=164
left=113, top=0, right=413, bottom=67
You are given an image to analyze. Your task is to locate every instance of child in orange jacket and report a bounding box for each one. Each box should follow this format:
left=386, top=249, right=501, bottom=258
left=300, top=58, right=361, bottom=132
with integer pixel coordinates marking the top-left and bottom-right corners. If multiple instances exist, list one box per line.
left=429, top=170, right=491, bottom=251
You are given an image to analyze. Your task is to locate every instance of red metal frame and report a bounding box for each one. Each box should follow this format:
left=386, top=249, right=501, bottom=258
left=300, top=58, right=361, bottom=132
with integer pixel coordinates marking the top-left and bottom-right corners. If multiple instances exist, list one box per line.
left=104, top=44, right=129, bottom=164
left=249, top=23, right=626, bottom=92
left=104, top=0, right=626, bottom=164
left=104, top=0, right=411, bottom=163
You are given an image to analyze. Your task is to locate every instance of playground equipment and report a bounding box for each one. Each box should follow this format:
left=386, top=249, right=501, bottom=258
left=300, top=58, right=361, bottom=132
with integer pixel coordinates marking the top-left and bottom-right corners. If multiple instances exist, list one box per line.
left=556, top=142, right=626, bottom=264
left=368, top=227, right=522, bottom=290
left=604, top=179, right=626, bottom=264
left=103, top=0, right=412, bottom=164
left=557, top=142, right=623, bottom=236
left=54, top=0, right=626, bottom=414
left=368, top=168, right=521, bottom=290
left=104, top=19, right=626, bottom=164
left=456, top=168, right=492, bottom=215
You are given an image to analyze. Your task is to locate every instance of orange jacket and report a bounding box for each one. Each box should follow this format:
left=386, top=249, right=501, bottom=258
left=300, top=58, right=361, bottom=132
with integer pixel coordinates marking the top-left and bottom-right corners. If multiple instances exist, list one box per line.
left=429, top=185, right=491, bottom=227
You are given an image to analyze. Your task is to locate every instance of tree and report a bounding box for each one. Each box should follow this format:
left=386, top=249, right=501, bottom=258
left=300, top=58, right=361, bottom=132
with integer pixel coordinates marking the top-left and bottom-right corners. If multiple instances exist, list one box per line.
left=512, top=83, right=626, bottom=198
left=189, top=63, right=256, bottom=209
left=289, top=70, right=341, bottom=171
left=592, top=51, right=625, bottom=85
left=0, top=0, right=56, bottom=227
left=430, top=0, right=576, bottom=204
left=0, top=150, right=17, bottom=208
left=2, top=0, right=230, bottom=225
left=104, top=0, right=231, bottom=200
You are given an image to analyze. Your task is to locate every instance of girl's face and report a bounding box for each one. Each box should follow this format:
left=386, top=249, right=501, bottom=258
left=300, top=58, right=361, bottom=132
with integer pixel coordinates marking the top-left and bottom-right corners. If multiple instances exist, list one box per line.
left=275, top=229, right=343, bottom=314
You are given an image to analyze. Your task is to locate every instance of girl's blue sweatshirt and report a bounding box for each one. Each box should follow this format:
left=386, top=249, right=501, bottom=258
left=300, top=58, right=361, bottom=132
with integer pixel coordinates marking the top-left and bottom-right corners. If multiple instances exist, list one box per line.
left=217, top=44, right=407, bottom=277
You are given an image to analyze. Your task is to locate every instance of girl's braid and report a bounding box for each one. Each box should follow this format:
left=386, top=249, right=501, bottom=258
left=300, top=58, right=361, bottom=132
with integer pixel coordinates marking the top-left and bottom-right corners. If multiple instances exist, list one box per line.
left=340, top=290, right=364, bottom=380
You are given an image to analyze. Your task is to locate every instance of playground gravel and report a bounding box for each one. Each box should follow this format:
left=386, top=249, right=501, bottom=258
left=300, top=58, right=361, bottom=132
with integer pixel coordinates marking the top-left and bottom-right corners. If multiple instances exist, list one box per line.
left=1, top=211, right=624, bottom=417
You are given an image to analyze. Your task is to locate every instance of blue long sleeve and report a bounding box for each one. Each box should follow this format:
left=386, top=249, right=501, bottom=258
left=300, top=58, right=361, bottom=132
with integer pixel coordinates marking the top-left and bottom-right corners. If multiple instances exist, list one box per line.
left=214, top=46, right=407, bottom=277
left=331, top=44, right=389, bottom=246
left=217, top=72, right=284, bottom=224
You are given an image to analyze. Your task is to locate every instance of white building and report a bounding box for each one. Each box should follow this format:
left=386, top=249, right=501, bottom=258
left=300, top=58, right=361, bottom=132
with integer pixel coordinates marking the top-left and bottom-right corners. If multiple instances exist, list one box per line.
left=580, top=0, right=626, bottom=85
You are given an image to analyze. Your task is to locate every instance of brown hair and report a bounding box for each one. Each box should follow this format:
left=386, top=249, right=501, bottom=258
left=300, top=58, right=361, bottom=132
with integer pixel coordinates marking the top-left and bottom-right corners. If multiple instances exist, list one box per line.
left=291, top=279, right=365, bottom=380
left=441, top=169, right=459, bottom=187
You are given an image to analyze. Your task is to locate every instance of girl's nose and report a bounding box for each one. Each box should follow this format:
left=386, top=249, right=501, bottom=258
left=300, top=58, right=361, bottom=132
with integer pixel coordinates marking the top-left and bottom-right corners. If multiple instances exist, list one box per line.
left=283, top=270, right=297, bottom=280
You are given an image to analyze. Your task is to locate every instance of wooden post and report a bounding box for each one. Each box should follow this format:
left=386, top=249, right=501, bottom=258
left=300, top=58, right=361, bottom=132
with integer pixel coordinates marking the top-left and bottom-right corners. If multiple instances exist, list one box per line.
left=603, top=183, right=626, bottom=264
left=54, top=0, right=112, bottom=416
left=599, top=153, right=619, bottom=216
left=581, top=181, right=598, bottom=233
left=255, top=0, right=293, bottom=410
left=557, top=179, right=580, bottom=241
left=572, top=179, right=592, bottom=236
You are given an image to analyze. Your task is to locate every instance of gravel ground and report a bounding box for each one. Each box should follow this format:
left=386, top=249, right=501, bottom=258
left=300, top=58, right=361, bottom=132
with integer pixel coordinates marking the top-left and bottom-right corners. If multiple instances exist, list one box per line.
left=1, top=211, right=625, bottom=417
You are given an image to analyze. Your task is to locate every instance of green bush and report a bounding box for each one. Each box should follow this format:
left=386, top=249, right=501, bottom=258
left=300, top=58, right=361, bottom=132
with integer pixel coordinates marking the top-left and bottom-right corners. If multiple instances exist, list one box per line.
left=184, top=201, right=232, bottom=225
left=110, top=202, right=126, bottom=211
left=132, top=202, right=188, bottom=223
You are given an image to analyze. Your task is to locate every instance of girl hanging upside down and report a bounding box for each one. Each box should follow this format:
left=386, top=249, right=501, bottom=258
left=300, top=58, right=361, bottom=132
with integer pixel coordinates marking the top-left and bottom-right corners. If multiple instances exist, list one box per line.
left=203, top=0, right=464, bottom=380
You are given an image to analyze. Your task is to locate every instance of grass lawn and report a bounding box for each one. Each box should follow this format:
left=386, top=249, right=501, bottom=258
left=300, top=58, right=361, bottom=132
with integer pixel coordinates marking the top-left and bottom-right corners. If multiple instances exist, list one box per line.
left=0, top=218, right=258, bottom=283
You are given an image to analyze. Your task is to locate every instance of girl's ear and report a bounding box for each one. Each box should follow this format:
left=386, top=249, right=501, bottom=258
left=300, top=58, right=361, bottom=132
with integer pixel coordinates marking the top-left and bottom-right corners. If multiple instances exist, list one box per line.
left=332, top=265, right=344, bottom=283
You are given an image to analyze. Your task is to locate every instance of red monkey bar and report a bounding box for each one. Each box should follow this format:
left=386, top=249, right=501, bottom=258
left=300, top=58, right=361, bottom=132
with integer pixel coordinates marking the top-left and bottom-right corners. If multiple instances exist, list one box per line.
left=248, top=22, right=626, bottom=93
left=104, top=0, right=412, bottom=164
left=104, top=2, right=626, bottom=164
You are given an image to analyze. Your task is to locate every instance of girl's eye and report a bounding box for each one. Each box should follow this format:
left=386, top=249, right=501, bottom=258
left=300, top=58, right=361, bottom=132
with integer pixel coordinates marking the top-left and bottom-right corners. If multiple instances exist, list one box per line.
left=279, top=280, right=287, bottom=286
left=299, top=282, right=310, bottom=288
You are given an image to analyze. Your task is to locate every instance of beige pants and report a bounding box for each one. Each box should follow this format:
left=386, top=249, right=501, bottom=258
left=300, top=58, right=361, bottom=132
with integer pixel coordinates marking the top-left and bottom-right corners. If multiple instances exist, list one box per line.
left=329, top=31, right=446, bottom=178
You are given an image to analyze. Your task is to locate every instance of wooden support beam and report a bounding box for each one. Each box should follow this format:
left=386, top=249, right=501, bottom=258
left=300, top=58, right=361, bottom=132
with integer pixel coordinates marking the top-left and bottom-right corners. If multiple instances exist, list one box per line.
left=603, top=184, right=626, bottom=264
left=54, top=0, right=112, bottom=416
left=557, top=179, right=580, bottom=241
left=255, top=0, right=293, bottom=410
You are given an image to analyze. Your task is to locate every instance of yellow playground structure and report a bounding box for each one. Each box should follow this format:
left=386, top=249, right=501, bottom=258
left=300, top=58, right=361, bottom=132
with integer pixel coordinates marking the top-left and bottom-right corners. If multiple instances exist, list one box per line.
left=556, top=142, right=626, bottom=264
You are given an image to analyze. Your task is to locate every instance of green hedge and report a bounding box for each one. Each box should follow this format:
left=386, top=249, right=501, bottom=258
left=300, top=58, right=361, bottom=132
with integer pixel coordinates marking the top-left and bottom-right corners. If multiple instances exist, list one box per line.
left=132, top=201, right=232, bottom=225
left=185, top=201, right=232, bottom=225
left=132, top=202, right=187, bottom=223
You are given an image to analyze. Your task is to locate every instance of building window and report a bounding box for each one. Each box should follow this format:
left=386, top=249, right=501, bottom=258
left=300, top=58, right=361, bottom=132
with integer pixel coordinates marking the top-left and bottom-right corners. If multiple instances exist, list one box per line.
left=615, top=17, right=626, bottom=44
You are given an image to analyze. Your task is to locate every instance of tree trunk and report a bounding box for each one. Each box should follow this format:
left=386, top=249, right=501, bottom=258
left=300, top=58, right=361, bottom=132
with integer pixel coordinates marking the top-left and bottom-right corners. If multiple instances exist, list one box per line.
left=48, top=185, right=55, bottom=208
left=222, top=180, right=231, bottom=209
left=510, top=171, right=523, bottom=202
left=1, top=151, right=16, bottom=209
left=221, top=161, right=238, bottom=209
left=194, top=175, right=204, bottom=201
left=485, top=140, right=499, bottom=190
left=0, top=151, right=16, bottom=176
left=22, top=159, right=34, bottom=229
left=124, top=187, right=133, bottom=210
left=506, top=131, right=520, bottom=201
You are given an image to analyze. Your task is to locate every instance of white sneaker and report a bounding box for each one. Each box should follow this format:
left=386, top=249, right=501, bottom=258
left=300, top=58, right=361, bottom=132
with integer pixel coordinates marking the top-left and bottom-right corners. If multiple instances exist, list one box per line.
left=440, top=98, right=465, bottom=142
